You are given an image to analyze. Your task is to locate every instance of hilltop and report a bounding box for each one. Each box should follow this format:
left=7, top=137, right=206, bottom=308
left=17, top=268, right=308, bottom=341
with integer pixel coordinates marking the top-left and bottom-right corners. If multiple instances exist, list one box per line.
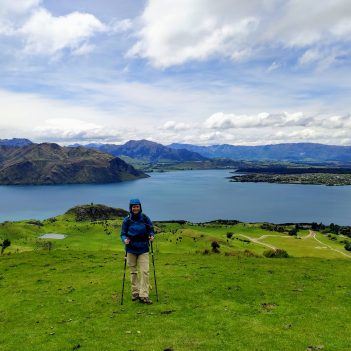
left=0, top=143, right=148, bottom=185
left=0, top=138, right=33, bottom=147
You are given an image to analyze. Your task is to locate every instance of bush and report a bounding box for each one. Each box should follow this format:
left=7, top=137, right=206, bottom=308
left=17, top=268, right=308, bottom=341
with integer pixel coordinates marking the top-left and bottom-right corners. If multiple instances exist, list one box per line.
left=211, top=241, right=220, bottom=253
left=224, top=249, right=259, bottom=257
left=26, top=220, right=43, bottom=226
left=289, top=228, right=298, bottom=236
left=0, top=239, right=11, bottom=255
left=226, top=232, right=234, bottom=239
left=263, top=249, right=289, bottom=258
left=345, top=242, right=351, bottom=251
left=243, top=249, right=259, bottom=257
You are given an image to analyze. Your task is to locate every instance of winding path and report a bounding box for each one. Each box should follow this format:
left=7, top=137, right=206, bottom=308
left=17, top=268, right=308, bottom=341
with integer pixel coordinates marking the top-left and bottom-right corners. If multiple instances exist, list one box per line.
left=238, top=230, right=351, bottom=259
left=238, top=234, right=277, bottom=250
left=309, top=230, right=351, bottom=259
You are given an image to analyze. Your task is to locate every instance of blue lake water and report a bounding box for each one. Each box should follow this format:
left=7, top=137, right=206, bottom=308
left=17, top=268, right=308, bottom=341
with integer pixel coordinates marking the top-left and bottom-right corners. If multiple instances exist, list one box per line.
left=0, top=169, right=350, bottom=225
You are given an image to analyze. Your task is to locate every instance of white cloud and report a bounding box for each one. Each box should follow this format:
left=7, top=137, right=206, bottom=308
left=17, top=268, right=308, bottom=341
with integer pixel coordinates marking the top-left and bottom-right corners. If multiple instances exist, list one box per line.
left=0, top=1, right=110, bottom=57
left=267, top=61, right=280, bottom=72
left=18, top=8, right=107, bottom=56
left=0, top=0, right=41, bottom=17
left=127, top=0, right=351, bottom=68
left=127, top=0, right=261, bottom=67
left=204, top=111, right=314, bottom=129
left=0, top=89, right=129, bottom=143
left=0, top=0, right=41, bottom=35
left=161, top=120, right=191, bottom=131
left=1, top=86, right=351, bottom=146
left=110, top=18, right=133, bottom=33
left=33, top=118, right=122, bottom=142
left=298, top=49, right=322, bottom=65
left=71, top=43, right=95, bottom=56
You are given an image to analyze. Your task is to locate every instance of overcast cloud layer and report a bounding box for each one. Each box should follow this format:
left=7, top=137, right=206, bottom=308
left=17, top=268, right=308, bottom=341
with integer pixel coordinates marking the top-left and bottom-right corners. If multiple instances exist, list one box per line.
left=0, top=0, right=351, bottom=145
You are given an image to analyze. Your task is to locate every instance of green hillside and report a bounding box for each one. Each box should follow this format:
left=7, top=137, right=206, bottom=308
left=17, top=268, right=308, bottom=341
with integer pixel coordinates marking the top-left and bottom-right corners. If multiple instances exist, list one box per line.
left=0, top=210, right=350, bottom=350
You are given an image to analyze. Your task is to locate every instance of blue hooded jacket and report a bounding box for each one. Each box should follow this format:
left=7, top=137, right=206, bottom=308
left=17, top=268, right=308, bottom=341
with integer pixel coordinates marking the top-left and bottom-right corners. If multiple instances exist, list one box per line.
left=120, top=199, right=155, bottom=254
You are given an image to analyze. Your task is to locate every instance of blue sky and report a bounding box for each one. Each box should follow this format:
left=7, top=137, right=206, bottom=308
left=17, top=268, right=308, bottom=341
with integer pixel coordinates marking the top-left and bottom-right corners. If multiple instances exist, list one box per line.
left=0, top=0, right=351, bottom=145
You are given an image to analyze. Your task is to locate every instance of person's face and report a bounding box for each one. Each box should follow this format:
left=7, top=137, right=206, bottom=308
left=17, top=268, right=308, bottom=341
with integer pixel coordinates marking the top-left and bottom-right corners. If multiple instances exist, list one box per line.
left=131, top=204, right=141, bottom=214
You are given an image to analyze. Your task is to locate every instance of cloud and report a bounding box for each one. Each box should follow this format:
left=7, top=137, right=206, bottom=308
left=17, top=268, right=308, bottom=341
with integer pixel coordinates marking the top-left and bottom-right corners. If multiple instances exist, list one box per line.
left=33, top=118, right=122, bottom=142
left=1, top=85, right=351, bottom=146
left=161, top=120, right=191, bottom=131
left=127, top=0, right=261, bottom=67
left=204, top=111, right=314, bottom=129
left=110, top=18, right=133, bottom=33
left=18, top=8, right=107, bottom=56
left=0, top=0, right=41, bottom=35
left=0, top=1, right=110, bottom=57
left=267, top=61, right=281, bottom=72
left=0, top=0, right=41, bottom=17
left=127, top=0, right=351, bottom=68
left=0, top=88, right=130, bottom=143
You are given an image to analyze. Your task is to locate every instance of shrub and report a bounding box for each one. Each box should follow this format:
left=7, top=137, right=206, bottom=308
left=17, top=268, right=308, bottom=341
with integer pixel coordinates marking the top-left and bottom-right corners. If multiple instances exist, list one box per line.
left=224, top=249, right=258, bottom=257
left=211, top=241, right=220, bottom=253
left=226, top=232, right=234, bottom=239
left=26, top=220, right=43, bottom=226
left=0, top=239, right=11, bottom=255
left=243, top=249, right=259, bottom=257
left=289, top=228, right=298, bottom=236
left=345, top=242, right=351, bottom=251
left=263, top=249, right=289, bottom=258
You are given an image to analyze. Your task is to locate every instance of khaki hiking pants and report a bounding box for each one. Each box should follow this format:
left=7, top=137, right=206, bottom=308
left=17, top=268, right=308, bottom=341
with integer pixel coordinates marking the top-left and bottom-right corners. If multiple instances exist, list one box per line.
left=127, top=252, right=150, bottom=298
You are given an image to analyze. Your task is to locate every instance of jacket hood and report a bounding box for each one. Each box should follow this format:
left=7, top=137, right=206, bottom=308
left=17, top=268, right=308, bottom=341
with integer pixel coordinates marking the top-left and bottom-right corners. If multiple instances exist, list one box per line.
left=129, top=198, right=142, bottom=213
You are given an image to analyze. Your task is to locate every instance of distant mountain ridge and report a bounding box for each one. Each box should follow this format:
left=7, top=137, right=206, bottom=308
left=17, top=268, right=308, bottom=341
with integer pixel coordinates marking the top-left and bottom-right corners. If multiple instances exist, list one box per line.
left=0, top=138, right=33, bottom=147
left=168, top=142, right=351, bottom=163
left=0, top=143, right=148, bottom=185
left=2, top=138, right=351, bottom=163
left=71, top=139, right=207, bottom=163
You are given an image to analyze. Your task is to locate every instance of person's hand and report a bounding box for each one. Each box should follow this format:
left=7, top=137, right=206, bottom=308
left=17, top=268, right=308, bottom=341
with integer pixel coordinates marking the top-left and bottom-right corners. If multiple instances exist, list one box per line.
left=149, top=235, right=154, bottom=241
left=124, top=238, right=130, bottom=244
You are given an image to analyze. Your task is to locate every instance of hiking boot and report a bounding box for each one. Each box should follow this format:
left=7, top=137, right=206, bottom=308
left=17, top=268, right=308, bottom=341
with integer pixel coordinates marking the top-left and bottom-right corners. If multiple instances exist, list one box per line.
left=132, top=293, right=139, bottom=301
left=139, top=296, right=153, bottom=305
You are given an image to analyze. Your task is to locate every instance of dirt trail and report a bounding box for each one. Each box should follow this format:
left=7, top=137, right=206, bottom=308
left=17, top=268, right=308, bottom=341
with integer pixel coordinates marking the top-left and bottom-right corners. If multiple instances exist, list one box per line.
left=309, top=230, right=351, bottom=259
left=239, top=230, right=351, bottom=258
left=302, top=230, right=315, bottom=239
left=257, top=234, right=293, bottom=240
left=238, top=234, right=277, bottom=250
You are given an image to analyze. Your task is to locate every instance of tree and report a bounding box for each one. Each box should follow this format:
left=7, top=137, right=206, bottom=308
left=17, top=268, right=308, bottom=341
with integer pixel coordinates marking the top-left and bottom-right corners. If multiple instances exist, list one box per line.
left=289, top=227, right=298, bottom=236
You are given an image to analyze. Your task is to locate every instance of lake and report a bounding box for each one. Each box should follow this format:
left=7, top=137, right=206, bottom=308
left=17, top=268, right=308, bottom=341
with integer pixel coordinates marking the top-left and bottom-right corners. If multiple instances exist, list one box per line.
left=0, top=169, right=350, bottom=225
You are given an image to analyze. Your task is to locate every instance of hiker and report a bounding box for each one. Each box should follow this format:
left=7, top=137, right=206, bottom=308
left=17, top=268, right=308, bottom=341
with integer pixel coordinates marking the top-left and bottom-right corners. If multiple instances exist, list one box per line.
left=120, top=198, right=155, bottom=304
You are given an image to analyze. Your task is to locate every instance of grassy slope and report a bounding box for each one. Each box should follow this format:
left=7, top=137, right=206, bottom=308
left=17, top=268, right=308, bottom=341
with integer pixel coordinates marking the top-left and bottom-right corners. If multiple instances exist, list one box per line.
left=0, top=217, right=351, bottom=351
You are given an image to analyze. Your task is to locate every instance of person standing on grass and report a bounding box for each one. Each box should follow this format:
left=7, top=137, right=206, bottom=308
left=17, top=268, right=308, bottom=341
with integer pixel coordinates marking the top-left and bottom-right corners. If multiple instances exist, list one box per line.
left=120, top=198, right=155, bottom=304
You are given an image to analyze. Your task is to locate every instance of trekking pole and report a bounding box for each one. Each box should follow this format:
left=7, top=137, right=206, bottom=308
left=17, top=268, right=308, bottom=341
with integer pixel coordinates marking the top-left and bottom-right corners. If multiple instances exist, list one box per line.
left=149, top=240, right=159, bottom=302
left=120, top=248, right=127, bottom=305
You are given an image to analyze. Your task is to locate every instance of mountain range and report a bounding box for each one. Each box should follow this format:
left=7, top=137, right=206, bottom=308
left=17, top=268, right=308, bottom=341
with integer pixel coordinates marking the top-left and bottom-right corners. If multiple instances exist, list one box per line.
left=2, top=138, right=351, bottom=166
left=70, top=139, right=207, bottom=163
left=168, top=142, right=351, bottom=163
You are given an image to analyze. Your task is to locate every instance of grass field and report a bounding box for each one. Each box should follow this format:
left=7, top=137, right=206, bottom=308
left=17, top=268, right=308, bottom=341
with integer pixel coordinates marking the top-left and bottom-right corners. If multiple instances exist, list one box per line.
left=1, top=212, right=350, bottom=350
